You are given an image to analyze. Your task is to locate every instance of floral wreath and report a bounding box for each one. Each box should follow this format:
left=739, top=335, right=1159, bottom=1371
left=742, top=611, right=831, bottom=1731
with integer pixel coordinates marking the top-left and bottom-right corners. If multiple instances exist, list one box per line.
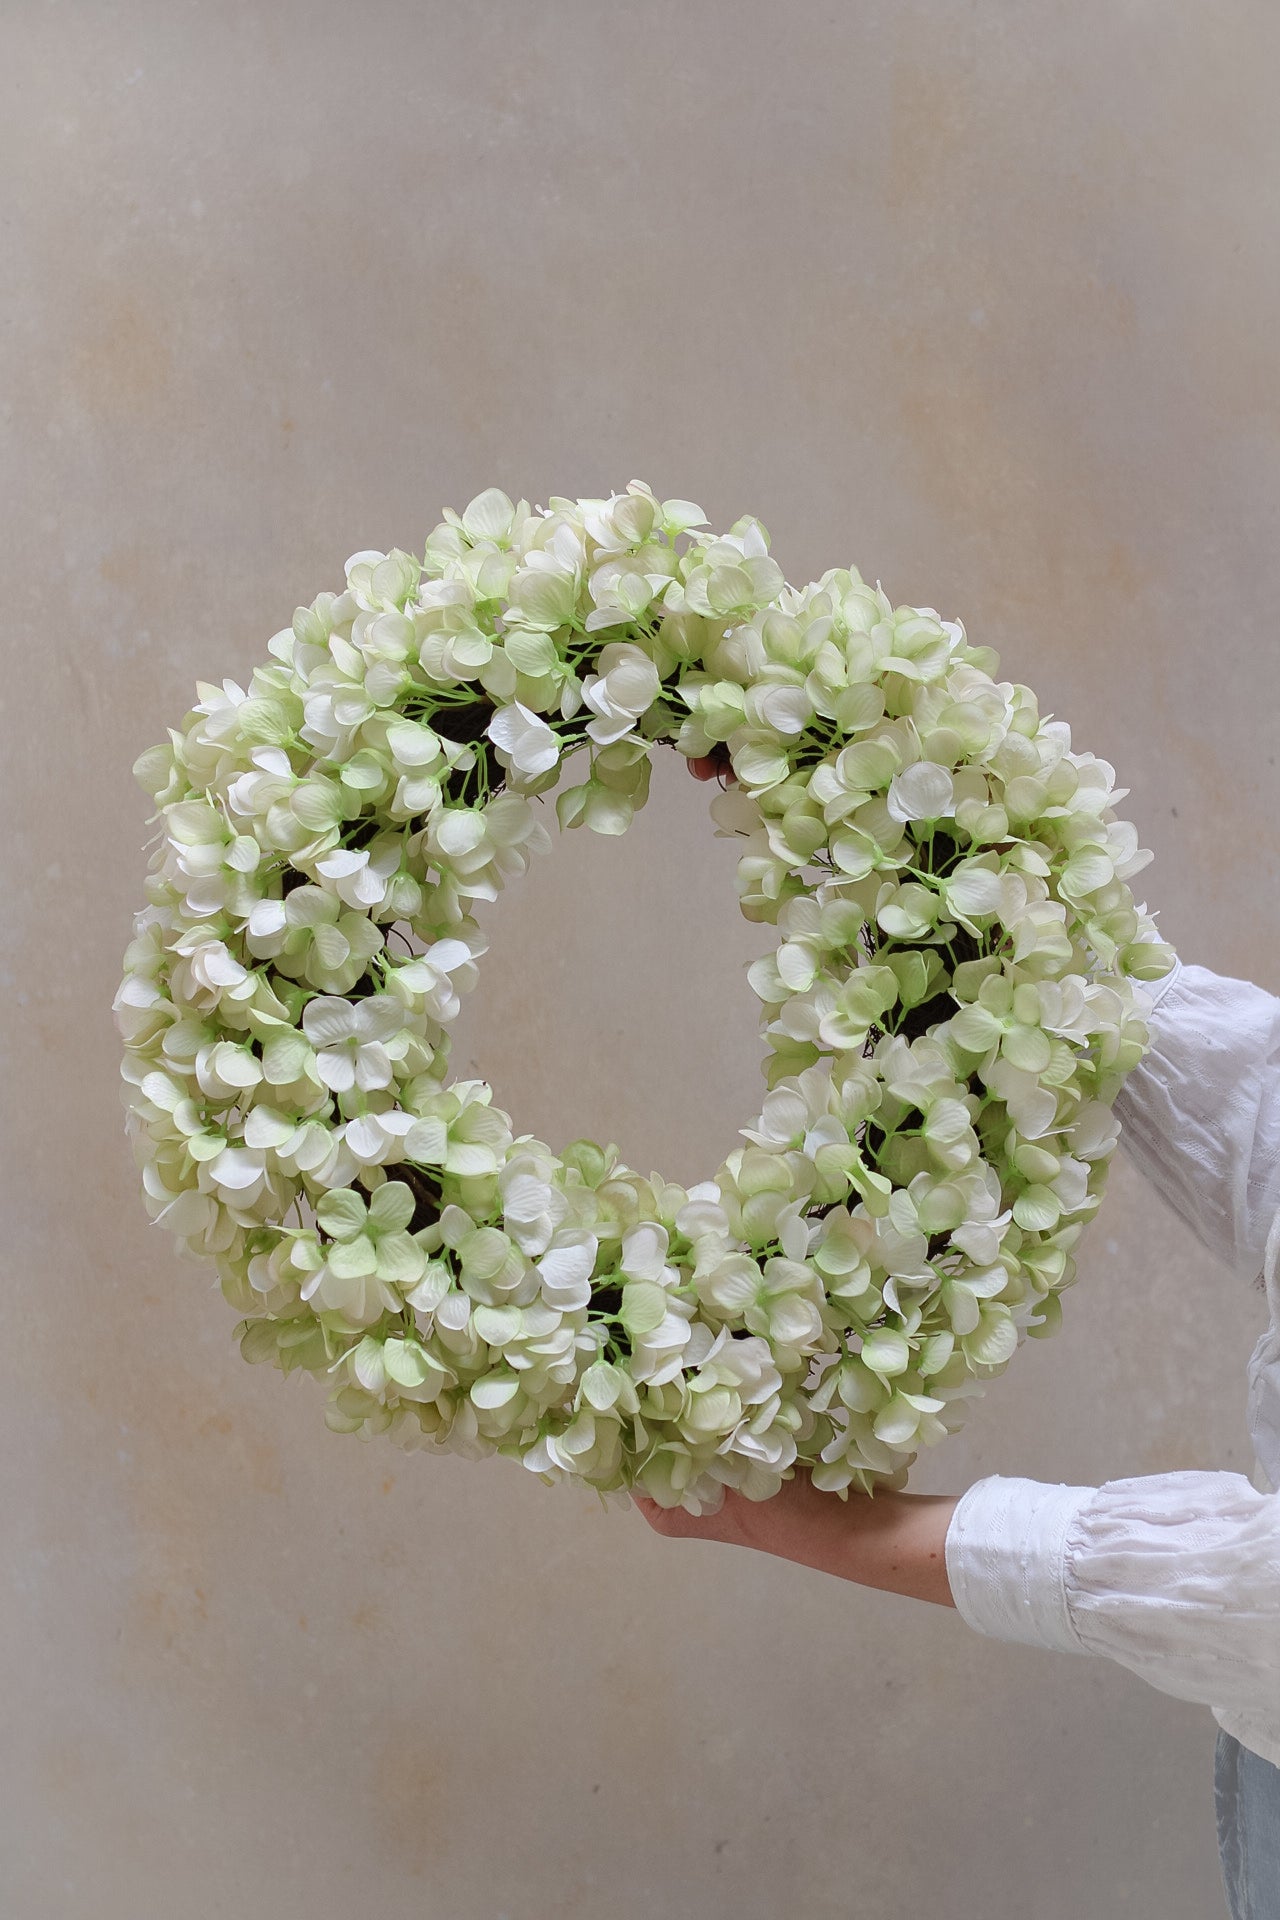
left=115, top=482, right=1176, bottom=1513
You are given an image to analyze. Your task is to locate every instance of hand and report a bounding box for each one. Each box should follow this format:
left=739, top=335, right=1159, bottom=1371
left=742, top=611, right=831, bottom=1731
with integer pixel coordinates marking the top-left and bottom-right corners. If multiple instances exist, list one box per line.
left=687, top=748, right=738, bottom=785
left=634, top=1468, right=959, bottom=1609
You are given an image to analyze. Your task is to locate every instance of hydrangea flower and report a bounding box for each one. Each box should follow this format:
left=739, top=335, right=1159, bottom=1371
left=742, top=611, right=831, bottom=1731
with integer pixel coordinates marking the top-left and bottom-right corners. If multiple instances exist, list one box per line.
left=299, top=1181, right=427, bottom=1327
left=579, top=642, right=662, bottom=746
left=486, top=700, right=563, bottom=780
left=299, top=993, right=408, bottom=1093
left=246, top=884, right=385, bottom=994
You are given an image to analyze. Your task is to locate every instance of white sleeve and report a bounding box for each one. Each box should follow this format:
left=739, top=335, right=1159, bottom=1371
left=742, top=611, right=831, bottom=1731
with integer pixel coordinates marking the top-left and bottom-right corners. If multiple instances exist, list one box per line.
left=1113, top=954, right=1280, bottom=1291
left=945, top=1471, right=1280, bottom=1722
left=943, top=961, right=1280, bottom=1712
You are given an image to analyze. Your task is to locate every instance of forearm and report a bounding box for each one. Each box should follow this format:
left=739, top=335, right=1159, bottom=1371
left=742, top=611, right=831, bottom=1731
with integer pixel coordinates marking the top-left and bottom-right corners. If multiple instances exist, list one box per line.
left=751, top=1487, right=961, bottom=1609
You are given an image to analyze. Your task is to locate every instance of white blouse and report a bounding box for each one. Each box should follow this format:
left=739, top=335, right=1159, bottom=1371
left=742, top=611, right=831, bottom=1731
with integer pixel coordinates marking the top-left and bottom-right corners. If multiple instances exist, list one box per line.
left=943, top=955, right=1280, bottom=1768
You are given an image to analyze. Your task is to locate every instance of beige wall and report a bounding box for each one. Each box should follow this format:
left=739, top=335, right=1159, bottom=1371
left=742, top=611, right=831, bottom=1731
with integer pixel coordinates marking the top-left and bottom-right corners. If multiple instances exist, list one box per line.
left=5, top=2, right=1278, bottom=1914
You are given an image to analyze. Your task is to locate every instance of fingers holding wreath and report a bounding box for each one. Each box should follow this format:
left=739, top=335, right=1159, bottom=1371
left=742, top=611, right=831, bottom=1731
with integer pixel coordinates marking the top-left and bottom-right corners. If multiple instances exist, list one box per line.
left=686, top=750, right=737, bottom=783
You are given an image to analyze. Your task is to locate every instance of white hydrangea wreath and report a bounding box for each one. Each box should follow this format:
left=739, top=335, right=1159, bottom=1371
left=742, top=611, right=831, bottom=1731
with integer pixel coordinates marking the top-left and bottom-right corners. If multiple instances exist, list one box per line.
left=115, top=481, right=1177, bottom=1514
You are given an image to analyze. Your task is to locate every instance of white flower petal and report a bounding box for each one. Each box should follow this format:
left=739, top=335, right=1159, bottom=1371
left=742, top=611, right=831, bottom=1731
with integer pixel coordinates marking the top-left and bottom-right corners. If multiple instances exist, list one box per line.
left=302, top=997, right=358, bottom=1046
left=316, top=1049, right=356, bottom=1092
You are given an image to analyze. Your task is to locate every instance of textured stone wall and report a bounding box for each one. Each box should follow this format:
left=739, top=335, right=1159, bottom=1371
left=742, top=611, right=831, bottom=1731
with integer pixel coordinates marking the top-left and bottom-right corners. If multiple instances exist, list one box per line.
left=5, top=2, right=1277, bottom=1913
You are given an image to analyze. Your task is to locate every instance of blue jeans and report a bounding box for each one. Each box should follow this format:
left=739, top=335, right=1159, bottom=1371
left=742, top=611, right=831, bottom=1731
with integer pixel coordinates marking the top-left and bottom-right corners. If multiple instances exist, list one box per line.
left=1216, top=1729, right=1280, bottom=1918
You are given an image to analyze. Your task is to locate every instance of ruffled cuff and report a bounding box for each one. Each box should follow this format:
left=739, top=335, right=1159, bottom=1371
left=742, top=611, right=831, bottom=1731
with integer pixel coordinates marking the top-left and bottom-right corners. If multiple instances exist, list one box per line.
left=945, top=1475, right=1096, bottom=1655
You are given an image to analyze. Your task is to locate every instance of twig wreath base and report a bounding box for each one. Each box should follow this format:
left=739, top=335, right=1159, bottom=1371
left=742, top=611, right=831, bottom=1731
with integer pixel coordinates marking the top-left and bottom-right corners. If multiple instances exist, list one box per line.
left=115, top=483, right=1177, bottom=1514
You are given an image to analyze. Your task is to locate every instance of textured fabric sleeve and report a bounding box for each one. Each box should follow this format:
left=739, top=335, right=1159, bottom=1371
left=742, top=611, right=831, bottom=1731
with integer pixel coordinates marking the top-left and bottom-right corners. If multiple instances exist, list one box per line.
left=946, top=1471, right=1280, bottom=1722
left=1112, top=955, right=1280, bottom=1294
